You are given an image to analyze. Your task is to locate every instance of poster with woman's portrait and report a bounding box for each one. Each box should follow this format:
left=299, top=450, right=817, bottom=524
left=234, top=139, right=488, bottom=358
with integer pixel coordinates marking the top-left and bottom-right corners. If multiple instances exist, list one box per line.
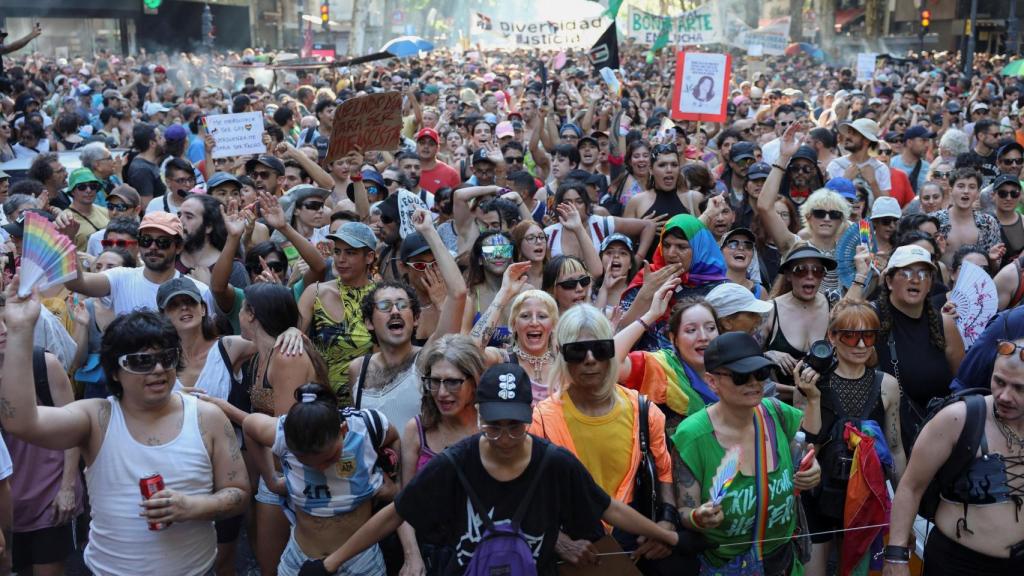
left=671, top=51, right=731, bottom=122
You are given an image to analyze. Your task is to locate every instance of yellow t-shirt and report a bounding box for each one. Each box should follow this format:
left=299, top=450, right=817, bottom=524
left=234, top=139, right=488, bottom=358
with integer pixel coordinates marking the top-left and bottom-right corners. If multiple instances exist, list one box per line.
left=64, top=206, right=110, bottom=252
left=563, top=386, right=634, bottom=498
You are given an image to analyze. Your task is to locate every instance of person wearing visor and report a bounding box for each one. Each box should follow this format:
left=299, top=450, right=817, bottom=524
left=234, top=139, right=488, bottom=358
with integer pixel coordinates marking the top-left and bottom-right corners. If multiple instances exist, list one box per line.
left=299, top=363, right=701, bottom=576
left=674, top=332, right=821, bottom=576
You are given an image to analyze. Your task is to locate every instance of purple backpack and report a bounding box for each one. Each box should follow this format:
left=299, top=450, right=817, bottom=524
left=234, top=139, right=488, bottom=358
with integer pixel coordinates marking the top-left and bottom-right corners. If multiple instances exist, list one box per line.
left=444, top=443, right=553, bottom=576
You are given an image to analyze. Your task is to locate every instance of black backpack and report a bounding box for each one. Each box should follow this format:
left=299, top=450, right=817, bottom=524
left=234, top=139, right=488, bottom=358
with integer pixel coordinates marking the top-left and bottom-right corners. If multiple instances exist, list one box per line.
left=916, top=388, right=989, bottom=522
left=815, top=371, right=883, bottom=521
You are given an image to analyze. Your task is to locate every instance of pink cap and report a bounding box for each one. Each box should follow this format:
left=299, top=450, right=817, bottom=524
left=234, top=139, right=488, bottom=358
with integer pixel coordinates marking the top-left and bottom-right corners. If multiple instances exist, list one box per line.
left=495, top=121, right=515, bottom=139
left=139, top=211, right=183, bottom=238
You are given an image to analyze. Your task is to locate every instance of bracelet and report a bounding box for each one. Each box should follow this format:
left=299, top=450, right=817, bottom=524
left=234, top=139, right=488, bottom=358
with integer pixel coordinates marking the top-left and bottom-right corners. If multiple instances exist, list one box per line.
left=688, top=508, right=704, bottom=529
left=851, top=280, right=865, bottom=287
left=772, top=164, right=786, bottom=171
left=656, top=503, right=682, bottom=528
left=883, top=545, right=911, bottom=563
left=637, top=318, right=652, bottom=331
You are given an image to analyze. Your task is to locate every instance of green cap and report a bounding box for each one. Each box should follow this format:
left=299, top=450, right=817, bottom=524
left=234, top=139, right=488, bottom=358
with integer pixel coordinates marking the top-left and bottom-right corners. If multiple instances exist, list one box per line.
left=68, top=167, right=101, bottom=190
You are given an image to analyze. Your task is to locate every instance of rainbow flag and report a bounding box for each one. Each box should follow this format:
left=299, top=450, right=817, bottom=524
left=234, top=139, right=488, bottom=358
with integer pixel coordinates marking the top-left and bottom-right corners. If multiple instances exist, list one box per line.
left=18, top=212, right=77, bottom=297
left=625, top=349, right=722, bottom=424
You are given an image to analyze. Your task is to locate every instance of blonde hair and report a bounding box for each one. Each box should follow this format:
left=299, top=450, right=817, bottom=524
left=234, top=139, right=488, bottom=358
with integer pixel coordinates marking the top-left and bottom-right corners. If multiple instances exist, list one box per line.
left=416, top=334, right=485, bottom=429
left=508, top=290, right=559, bottom=350
left=799, top=188, right=850, bottom=229
left=551, top=305, right=618, bottom=395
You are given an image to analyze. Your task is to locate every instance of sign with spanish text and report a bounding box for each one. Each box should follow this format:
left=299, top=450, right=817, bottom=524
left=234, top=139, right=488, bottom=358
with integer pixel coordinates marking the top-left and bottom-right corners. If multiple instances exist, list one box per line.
left=326, top=93, right=403, bottom=164
left=625, top=5, right=724, bottom=47
left=671, top=51, right=731, bottom=122
left=471, top=10, right=610, bottom=49
left=205, top=112, right=265, bottom=159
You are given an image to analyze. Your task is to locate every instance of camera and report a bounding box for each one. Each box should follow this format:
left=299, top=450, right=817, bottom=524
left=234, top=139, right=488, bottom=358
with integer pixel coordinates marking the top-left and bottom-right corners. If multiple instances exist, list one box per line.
left=804, top=339, right=836, bottom=381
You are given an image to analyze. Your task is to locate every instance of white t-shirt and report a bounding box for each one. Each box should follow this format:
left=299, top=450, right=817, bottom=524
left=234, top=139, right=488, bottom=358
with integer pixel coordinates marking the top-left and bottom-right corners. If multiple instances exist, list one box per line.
left=544, top=214, right=615, bottom=258
left=145, top=193, right=183, bottom=215
left=87, top=228, right=105, bottom=257
left=826, top=156, right=892, bottom=194
left=102, top=266, right=217, bottom=316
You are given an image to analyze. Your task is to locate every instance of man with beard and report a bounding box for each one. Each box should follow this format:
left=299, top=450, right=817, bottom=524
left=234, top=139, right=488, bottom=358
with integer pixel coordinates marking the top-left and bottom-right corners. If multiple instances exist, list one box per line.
left=415, top=127, right=460, bottom=194
left=759, top=105, right=797, bottom=166
left=826, top=118, right=891, bottom=199
left=758, top=245, right=835, bottom=400
left=374, top=193, right=404, bottom=282
left=175, top=194, right=249, bottom=288
left=397, top=150, right=434, bottom=207
left=126, top=123, right=167, bottom=207
left=778, top=145, right=824, bottom=206
left=346, top=209, right=466, bottom=433
left=808, top=127, right=838, bottom=171
left=244, top=154, right=286, bottom=198
left=721, top=141, right=757, bottom=205
left=65, top=211, right=218, bottom=315
left=891, top=125, right=933, bottom=194
left=145, top=158, right=195, bottom=215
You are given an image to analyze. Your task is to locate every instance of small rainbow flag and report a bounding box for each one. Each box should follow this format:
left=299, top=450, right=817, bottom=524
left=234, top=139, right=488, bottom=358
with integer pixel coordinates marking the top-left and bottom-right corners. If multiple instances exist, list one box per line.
left=18, top=212, right=77, bottom=297
left=859, top=219, right=871, bottom=246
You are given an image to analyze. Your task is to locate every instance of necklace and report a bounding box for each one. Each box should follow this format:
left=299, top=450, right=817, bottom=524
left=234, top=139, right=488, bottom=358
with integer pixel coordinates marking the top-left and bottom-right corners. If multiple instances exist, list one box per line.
left=994, top=402, right=1024, bottom=452
left=513, top=345, right=553, bottom=382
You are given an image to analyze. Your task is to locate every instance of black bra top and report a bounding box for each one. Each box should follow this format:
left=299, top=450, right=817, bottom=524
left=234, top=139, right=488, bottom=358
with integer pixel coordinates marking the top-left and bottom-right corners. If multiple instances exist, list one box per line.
left=942, top=431, right=1024, bottom=539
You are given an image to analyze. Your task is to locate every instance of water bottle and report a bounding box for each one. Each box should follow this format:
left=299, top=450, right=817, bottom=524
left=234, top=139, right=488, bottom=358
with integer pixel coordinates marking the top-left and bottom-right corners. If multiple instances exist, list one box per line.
left=792, top=430, right=808, bottom=495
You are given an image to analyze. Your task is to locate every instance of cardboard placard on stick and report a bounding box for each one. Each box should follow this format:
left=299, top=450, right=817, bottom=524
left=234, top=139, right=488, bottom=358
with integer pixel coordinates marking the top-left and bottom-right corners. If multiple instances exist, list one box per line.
left=670, top=51, right=731, bottom=123
left=326, top=93, right=403, bottom=164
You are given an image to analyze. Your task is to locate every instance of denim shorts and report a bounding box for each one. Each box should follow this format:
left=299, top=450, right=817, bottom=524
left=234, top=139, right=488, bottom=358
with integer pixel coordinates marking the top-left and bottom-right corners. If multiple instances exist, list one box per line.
left=277, top=530, right=386, bottom=576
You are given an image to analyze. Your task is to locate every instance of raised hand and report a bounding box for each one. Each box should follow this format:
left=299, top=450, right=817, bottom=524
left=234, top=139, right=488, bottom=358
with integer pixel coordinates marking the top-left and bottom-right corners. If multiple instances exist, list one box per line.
left=411, top=207, right=433, bottom=234
left=555, top=202, right=583, bottom=231
left=500, top=261, right=532, bottom=296
left=258, top=191, right=287, bottom=230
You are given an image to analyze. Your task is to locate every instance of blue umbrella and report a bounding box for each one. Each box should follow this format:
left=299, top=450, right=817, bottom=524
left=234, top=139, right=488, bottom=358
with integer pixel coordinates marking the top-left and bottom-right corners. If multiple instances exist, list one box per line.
left=382, top=36, right=434, bottom=58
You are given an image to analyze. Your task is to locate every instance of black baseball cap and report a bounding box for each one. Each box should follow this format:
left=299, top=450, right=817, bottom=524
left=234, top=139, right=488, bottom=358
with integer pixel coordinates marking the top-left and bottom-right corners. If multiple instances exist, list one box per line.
left=997, top=141, right=1024, bottom=160
left=157, top=277, right=203, bottom=311
left=704, top=332, right=773, bottom=374
left=471, top=148, right=495, bottom=166
left=730, top=141, right=757, bottom=162
left=399, top=231, right=432, bottom=260
left=745, top=162, right=771, bottom=180
left=244, top=154, right=286, bottom=176
left=781, top=244, right=837, bottom=271
left=2, top=209, right=53, bottom=238
left=476, top=363, right=533, bottom=423
left=993, top=173, right=1022, bottom=190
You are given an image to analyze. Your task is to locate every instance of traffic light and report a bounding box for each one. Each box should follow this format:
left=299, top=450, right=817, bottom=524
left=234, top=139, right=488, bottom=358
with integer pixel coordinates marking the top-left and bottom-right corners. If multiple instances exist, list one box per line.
left=320, top=1, right=329, bottom=31
left=920, top=9, right=931, bottom=35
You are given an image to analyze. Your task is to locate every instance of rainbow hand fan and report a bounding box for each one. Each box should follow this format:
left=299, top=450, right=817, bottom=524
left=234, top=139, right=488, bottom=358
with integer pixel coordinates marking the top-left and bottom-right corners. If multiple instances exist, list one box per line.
left=858, top=219, right=872, bottom=246
left=710, top=446, right=741, bottom=505
left=18, top=212, right=78, bottom=297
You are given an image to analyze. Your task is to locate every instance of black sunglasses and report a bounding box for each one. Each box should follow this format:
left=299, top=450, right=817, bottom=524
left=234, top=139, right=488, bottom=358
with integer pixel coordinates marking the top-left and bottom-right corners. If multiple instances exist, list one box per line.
left=384, top=178, right=398, bottom=186
left=997, top=187, right=1022, bottom=199
left=301, top=201, right=325, bottom=211
left=75, top=182, right=101, bottom=192
left=556, top=275, right=592, bottom=290
left=107, top=202, right=133, bottom=213
left=561, top=339, right=615, bottom=363
left=811, top=209, right=844, bottom=221
left=713, top=366, right=773, bottom=385
left=248, top=260, right=287, bottom=274
left=138, top=235, right=179, bottom=249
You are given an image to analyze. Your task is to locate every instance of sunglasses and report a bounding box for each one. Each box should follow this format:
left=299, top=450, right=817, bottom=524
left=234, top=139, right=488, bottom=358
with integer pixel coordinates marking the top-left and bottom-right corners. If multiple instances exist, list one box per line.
left=788, top=164, right=816, bottom=175
left=250, top=170, right=275, bottom=180
left=408, top=260, right=437, bottom=271
left=480, top=422, right=528, bottom=441
left=384, top=178, right=398, bottom=186
left=789, top=263, right=826, bottom=279
left=481, top=245, right=513, bottom=259
left=833, top=329, right=879, bottom=347
left=301, top=201, right=325, bottom=211
left=712, top=366, right=773, bottom=385
left=725, top=239, right=754, bottom=251
left=75, top=182, right=101, bottom=192
left=107, top=202, right=134, bottom=213
left=652, top=144, right=678, bottom=156
left=374, top=298, right=411, bottom=312
left=734, top=157, right=755, bottom=167
left=138, top=235, right=179, bottom=249
left=247, top=260, right=287, bottom=274
left=561, top=339, right=615, bottom=363
left=893, top=268, right=931, bottom=281
left=997, top=340, right=1024, bottom=361
left=997, top=187, right=1022, bottom=199
left=504, top=156, right=524, bottom=164
left=423, top=377, right=465, bottom=393
left=874, top=217, right=899, bottom=226
left=1003, top=158, right=1024, bottom=166
left=118, top=348, right=180, bottom=374
left=556, top=275, right=592, bottom=290
left=931, top=170, right=952, bottom=180
left=811, top=209, right=844, bottom=221
left=101, top=238, right=138, bottom=248
left=877, top=150, right=893, bottom=156
left=379, top=214, right=395, bottom=225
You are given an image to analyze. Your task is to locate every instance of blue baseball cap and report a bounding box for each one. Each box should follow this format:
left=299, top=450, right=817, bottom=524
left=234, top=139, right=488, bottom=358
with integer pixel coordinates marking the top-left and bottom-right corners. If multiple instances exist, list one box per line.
left=560, top=122, right=583, bottom=138
left=600, top=233, right=634, bottom=253
left=746, top=162, right=771, bottom=180
left=825, top=177, right=858, bottom=201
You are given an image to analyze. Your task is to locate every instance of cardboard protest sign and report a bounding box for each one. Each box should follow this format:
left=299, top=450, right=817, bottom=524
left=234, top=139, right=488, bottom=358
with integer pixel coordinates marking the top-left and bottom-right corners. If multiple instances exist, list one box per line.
left=396, top=189, right=428, bottom=239
left=326, top=92, right=403, bottom=164
left=205, top=112, right=265, bottom=158
left=671, top=51, right=731, bottom=122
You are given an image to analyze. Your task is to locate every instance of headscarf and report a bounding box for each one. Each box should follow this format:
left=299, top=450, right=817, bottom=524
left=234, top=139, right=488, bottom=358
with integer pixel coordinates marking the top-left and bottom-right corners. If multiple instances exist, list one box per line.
left=627, top=213, right=728, bottom=292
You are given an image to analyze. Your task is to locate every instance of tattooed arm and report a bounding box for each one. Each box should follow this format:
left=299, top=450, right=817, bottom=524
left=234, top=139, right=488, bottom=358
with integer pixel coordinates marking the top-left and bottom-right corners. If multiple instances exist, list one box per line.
left=467, top=261, right=531, bottom=350
left=197, top=403, right=250, bottom=519
left=673, top=450, right=723, bottom=530
left=882, top=374, right=908, bottom=482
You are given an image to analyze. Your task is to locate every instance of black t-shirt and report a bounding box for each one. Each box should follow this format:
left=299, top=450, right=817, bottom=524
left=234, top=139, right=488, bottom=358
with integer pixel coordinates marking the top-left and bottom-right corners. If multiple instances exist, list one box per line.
left=396, top=434, right=610, bottom=576
left=126, top=156, right=166, bottom=200
left=962, top=149, right=998, bottom=184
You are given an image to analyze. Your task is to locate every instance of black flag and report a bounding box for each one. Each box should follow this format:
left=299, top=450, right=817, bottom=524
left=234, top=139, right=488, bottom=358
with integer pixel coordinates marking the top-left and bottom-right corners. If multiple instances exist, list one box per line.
left=589, top=22, right=620, bottom=70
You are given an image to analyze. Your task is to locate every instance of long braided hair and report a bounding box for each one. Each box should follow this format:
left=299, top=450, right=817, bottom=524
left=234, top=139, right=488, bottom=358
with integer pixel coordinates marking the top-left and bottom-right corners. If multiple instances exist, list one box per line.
left=876, top=277, right=945, bottom=349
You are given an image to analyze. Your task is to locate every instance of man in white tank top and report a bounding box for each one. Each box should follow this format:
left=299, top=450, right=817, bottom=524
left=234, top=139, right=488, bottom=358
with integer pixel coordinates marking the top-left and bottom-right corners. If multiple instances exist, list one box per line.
left=0, top=299, right=249, bottom=576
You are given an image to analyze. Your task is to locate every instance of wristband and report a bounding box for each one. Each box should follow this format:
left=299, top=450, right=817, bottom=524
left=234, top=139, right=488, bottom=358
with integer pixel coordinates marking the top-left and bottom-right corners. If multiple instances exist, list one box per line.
left=883, top=545, right=911, bottom=563
left=656, top=502, right=682, bottom=528
left=637, top=317, right=652, bottom=331
left=350, top=173, right=363, bottom=182
left=772, top=164, right=786, bottom=171
left=852, top=280, right=865, bottom=287
left=689, top=508, right=704, bottom=529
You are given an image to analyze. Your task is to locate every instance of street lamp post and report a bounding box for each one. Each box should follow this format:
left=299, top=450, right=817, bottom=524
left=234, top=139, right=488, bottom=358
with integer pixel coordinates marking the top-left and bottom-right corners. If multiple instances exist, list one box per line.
left=963, top=0, right=978, bottom=79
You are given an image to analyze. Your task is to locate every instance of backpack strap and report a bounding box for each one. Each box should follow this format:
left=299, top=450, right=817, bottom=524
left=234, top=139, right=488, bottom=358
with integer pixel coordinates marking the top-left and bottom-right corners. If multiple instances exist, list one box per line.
left=444, top=449, right=496, bottom=532
left=216, top=338, right=238, bottom=386
left=863, top=370, right=884, bottom=419
left=354, top=353, right=373, bottom=409
left=908, top=159, right=924, bottom=194
left=938, top=394, right=988, bottom=490
left=357, top=408, right=386, bottom=450
left=638, top=394, right=651, bottom=459
left=510, top=443, right=554, bottom=529
left=33, top=347, right=54, bottom=408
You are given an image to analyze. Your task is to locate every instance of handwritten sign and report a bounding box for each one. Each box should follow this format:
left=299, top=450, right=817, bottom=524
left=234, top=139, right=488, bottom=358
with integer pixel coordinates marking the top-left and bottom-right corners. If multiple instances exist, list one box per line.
left=856, top=53, right=878, bottom=82
left=625, top=5, right=724, bottom=47
left=396, top=189, right=428, bottom=239
left=671, top=51, right=731, bottom=122
left=326, top=93, right=403, bottom=164
left=205, top=112, right=265, bottom=159
left=949, top=261, right=997, bottom=349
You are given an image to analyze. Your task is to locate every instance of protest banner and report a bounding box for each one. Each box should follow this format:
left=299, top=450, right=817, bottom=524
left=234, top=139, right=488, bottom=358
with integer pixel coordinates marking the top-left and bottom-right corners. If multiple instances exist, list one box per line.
left=625, top=5, right=723, bottom=47
left=471, top=10, right=609, bottom=49
left=671, top=51, right=731, bottom=123
left=325, top=92, right=403, bottom=165
left=734, top=18, right=789, bottom=55
left=856, top=53, right=879, bottom=82
left=204, top=112, right=265, bottom=159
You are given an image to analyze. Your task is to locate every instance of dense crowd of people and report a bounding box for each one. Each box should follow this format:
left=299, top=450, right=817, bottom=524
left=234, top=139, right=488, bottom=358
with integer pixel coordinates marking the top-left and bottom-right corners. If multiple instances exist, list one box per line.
left=0, top=20, right=1022, bottom=576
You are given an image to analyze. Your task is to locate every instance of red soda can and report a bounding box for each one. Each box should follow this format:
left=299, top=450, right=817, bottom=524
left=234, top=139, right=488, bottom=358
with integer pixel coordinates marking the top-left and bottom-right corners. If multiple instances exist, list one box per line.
left=140, top=473, right=168, bottom=531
